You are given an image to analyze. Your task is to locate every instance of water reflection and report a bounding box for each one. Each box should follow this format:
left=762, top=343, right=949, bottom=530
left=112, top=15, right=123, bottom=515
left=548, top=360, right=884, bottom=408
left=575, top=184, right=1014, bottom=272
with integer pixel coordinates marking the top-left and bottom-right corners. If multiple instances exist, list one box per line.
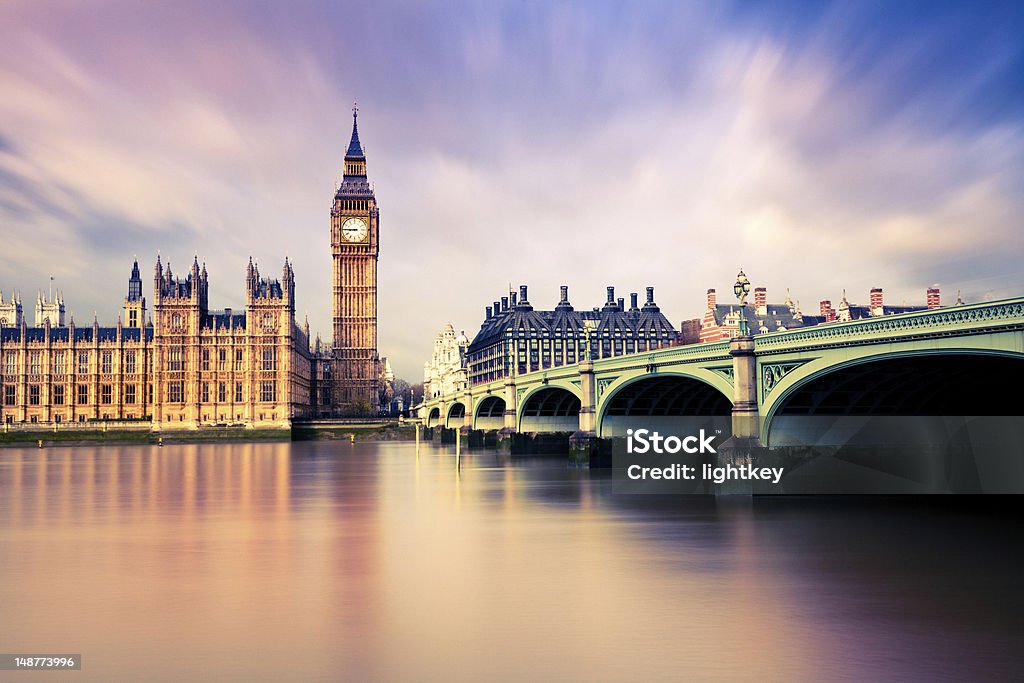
left=1, top=442, right=1022, bottom=682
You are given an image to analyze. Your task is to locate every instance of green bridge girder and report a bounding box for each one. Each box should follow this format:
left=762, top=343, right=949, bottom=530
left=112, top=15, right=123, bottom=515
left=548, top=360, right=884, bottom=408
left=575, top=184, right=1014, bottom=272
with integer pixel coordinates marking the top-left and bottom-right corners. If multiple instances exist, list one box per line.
left=420, top=298, right=1024, bottom=444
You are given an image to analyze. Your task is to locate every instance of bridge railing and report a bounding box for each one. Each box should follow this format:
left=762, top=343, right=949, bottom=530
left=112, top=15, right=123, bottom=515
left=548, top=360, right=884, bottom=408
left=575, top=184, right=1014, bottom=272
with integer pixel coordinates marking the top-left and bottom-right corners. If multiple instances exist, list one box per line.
left=754, top=298, right=1024, bottom=351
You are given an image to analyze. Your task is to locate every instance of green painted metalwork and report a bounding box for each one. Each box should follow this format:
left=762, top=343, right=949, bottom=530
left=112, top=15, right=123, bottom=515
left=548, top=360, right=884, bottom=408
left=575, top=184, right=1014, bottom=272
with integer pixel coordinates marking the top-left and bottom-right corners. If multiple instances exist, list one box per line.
left=419, top=297, right=1024, bottom=436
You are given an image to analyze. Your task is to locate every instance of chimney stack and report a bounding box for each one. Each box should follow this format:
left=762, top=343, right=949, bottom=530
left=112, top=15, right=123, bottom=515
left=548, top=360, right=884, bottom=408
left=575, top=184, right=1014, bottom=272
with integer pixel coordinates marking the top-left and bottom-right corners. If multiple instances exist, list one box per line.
left=617, top=297, right=624, bottom=311
left=869, top=288, right=884, bottom=316
left=927, top=285, right=940, bottom=309
left=559, top=285, right=568, bottom=303
left=603, top=286, right=618, bottom=311
left=819, top=300, right=836, bottom=322
left=519, top=284, right=529, bottom=305
left=486, top=306, right=492, bottom=319
left=706, top=288, right=717, bottom=310
left=630, top=292, right=639, bottom=310
left=501, top=296, right=508, bottom=312
left=754, top=287, right=767, bottom=316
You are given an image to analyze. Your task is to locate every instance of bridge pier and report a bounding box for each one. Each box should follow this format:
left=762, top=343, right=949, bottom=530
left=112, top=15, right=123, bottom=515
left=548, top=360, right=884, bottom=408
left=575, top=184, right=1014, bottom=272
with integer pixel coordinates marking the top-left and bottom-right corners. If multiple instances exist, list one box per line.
left=718, top=335, right=762, bottom=494
left=728, top=335, right=760, bottom=446
left=497, top=373, right=518, bottom=454
left=570, top=355, right=599, bottom=465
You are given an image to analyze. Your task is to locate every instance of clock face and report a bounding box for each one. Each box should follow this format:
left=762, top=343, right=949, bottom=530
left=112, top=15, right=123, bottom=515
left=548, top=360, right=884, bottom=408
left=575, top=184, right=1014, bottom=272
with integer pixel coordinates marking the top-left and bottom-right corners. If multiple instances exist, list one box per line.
left=342, top=217, right=368, bottom=242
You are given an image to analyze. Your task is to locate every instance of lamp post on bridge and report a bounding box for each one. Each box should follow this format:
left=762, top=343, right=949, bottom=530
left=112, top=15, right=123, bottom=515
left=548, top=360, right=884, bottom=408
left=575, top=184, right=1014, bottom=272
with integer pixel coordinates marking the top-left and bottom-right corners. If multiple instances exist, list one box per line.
left=733, top=269, right=751, bottom=337
left=720, top=268, right=761, bottom=491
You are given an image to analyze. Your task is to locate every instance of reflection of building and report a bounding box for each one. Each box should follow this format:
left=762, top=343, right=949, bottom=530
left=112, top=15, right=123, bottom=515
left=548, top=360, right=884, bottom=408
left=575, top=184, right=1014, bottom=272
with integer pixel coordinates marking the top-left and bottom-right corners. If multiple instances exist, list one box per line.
left=465, top=285, right=677, bottom=385
left=693, top=283, right=948, bottom=342
left=423, top=323, right=469, bottom=399
left=0, top=258, right=311, bottom=428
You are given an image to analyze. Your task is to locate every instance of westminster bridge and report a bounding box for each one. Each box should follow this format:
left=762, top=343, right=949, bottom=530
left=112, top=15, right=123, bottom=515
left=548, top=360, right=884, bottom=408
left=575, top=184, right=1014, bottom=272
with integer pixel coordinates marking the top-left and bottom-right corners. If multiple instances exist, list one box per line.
left=418, top=297, right=1024, bottom=459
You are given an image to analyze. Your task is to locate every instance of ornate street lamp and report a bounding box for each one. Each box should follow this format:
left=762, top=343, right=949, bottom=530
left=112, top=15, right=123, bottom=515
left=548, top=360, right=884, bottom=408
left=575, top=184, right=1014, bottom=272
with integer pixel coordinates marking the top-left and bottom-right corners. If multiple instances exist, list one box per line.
left=733, top=268, right=751, bottom=336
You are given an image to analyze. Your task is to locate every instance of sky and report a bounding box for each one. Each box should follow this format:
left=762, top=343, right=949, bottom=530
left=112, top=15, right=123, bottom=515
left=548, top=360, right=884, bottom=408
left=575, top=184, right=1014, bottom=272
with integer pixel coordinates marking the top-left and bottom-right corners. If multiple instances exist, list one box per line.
left=1, top=1, right=1022, bottom=380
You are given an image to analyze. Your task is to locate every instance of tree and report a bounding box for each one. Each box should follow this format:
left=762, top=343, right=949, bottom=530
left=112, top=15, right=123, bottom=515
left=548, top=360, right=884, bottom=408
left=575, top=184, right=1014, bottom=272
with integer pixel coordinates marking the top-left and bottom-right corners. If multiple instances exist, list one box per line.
left=392, top=378, right=411, bottom=406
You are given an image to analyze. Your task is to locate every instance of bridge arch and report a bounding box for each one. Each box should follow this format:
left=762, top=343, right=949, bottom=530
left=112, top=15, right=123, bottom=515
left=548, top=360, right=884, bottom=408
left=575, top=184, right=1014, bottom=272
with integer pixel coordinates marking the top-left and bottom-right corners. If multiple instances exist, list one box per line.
left=597, top=372, right=733, bottom=438
left=425, top=407, right=441, bottom=428
left=518, top=385, right=581, bottom=433
left=474, top=395, right=506, bottom=430
left=763, top=349, right=1024, bottom=446
left=445, top=402, right=466, bottom=429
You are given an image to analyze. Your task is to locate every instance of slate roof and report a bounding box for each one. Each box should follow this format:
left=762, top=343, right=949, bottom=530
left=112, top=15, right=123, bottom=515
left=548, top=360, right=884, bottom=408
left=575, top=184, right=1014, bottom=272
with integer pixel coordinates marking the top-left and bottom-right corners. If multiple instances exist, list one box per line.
left=345, top=112, right=365, bottom=160
left=841, top=304, right=927, bottom=320
left=0, top=327, right=134, bottom=343
left=204, top=311, right=247, bottom=330
left=710, top=303, right=824, bottom=333
left=468, top=288, right=678, bottom=354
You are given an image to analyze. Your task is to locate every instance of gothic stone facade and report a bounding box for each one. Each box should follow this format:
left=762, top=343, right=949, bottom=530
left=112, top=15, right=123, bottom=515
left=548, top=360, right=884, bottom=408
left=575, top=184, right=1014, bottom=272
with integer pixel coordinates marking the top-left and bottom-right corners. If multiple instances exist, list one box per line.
left=423, top=323, right=470, bottom=401
left=0, top=111, right=385, bottom=426
left=0, top=257, right=312, bottom=429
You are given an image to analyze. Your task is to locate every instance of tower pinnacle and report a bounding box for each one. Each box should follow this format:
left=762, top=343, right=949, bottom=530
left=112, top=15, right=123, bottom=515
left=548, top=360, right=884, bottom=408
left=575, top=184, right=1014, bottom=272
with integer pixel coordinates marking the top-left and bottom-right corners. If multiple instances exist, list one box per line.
left=345, top=102, right=365, bottom=161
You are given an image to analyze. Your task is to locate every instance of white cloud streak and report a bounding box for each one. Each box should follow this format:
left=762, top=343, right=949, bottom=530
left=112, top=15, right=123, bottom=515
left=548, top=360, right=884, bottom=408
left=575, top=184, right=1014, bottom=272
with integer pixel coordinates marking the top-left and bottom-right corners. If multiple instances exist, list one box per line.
left=0, top=2, right=1021, bottom=379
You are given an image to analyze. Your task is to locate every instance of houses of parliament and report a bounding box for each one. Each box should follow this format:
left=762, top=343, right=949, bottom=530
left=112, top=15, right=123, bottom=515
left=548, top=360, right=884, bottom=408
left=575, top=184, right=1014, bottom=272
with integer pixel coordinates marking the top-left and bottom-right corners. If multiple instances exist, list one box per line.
left=0, top=108, right=381, bottom=428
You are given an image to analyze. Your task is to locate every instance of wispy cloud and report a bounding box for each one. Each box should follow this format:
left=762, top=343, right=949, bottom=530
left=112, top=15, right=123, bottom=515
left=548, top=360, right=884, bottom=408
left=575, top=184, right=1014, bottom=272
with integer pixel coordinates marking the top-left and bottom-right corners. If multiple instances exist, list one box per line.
left=1, top=1, right=1022, bottom=378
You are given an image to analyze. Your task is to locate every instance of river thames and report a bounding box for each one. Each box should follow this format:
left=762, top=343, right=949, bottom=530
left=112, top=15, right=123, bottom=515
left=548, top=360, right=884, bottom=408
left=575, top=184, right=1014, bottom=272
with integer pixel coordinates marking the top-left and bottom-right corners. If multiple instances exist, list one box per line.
left=1, top=441, right=1022, bottom=681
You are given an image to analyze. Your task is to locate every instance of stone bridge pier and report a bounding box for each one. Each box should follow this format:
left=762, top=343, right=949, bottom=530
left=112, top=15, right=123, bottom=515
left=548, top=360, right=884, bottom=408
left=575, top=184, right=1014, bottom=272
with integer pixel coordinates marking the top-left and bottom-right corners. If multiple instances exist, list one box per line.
left=717, top=334, right=762, bottom=494
left=568, top=353, right=598, bottom=464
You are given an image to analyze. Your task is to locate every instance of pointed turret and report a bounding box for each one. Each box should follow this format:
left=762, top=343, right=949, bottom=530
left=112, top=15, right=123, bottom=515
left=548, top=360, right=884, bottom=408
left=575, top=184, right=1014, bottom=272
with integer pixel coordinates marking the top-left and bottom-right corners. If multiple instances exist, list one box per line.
left=343, top=103, right=368, bottom=179
left=125, top=258, right=147, bottom=328
left=346, top=103, right=365, bottom=159
left=837, top=289, right=851, bottom=322
left=127, top=258, right=143, bottom=302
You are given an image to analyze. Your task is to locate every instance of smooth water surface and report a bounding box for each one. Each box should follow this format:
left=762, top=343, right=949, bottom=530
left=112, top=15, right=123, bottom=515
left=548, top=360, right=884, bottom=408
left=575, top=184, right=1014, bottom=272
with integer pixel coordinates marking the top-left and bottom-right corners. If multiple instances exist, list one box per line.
left=1, top=441, right=1022, bottom=681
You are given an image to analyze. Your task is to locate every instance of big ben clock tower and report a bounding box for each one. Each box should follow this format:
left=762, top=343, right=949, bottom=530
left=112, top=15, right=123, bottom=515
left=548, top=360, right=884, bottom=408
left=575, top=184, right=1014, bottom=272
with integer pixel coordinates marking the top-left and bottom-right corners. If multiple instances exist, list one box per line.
left=330, top=104, right=379, bottom=415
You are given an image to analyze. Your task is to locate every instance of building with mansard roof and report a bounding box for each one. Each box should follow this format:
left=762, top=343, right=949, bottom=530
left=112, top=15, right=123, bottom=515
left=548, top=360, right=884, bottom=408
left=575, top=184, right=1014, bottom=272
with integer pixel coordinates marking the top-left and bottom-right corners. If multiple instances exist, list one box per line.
left=465, top=284, right=678, bottom=385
